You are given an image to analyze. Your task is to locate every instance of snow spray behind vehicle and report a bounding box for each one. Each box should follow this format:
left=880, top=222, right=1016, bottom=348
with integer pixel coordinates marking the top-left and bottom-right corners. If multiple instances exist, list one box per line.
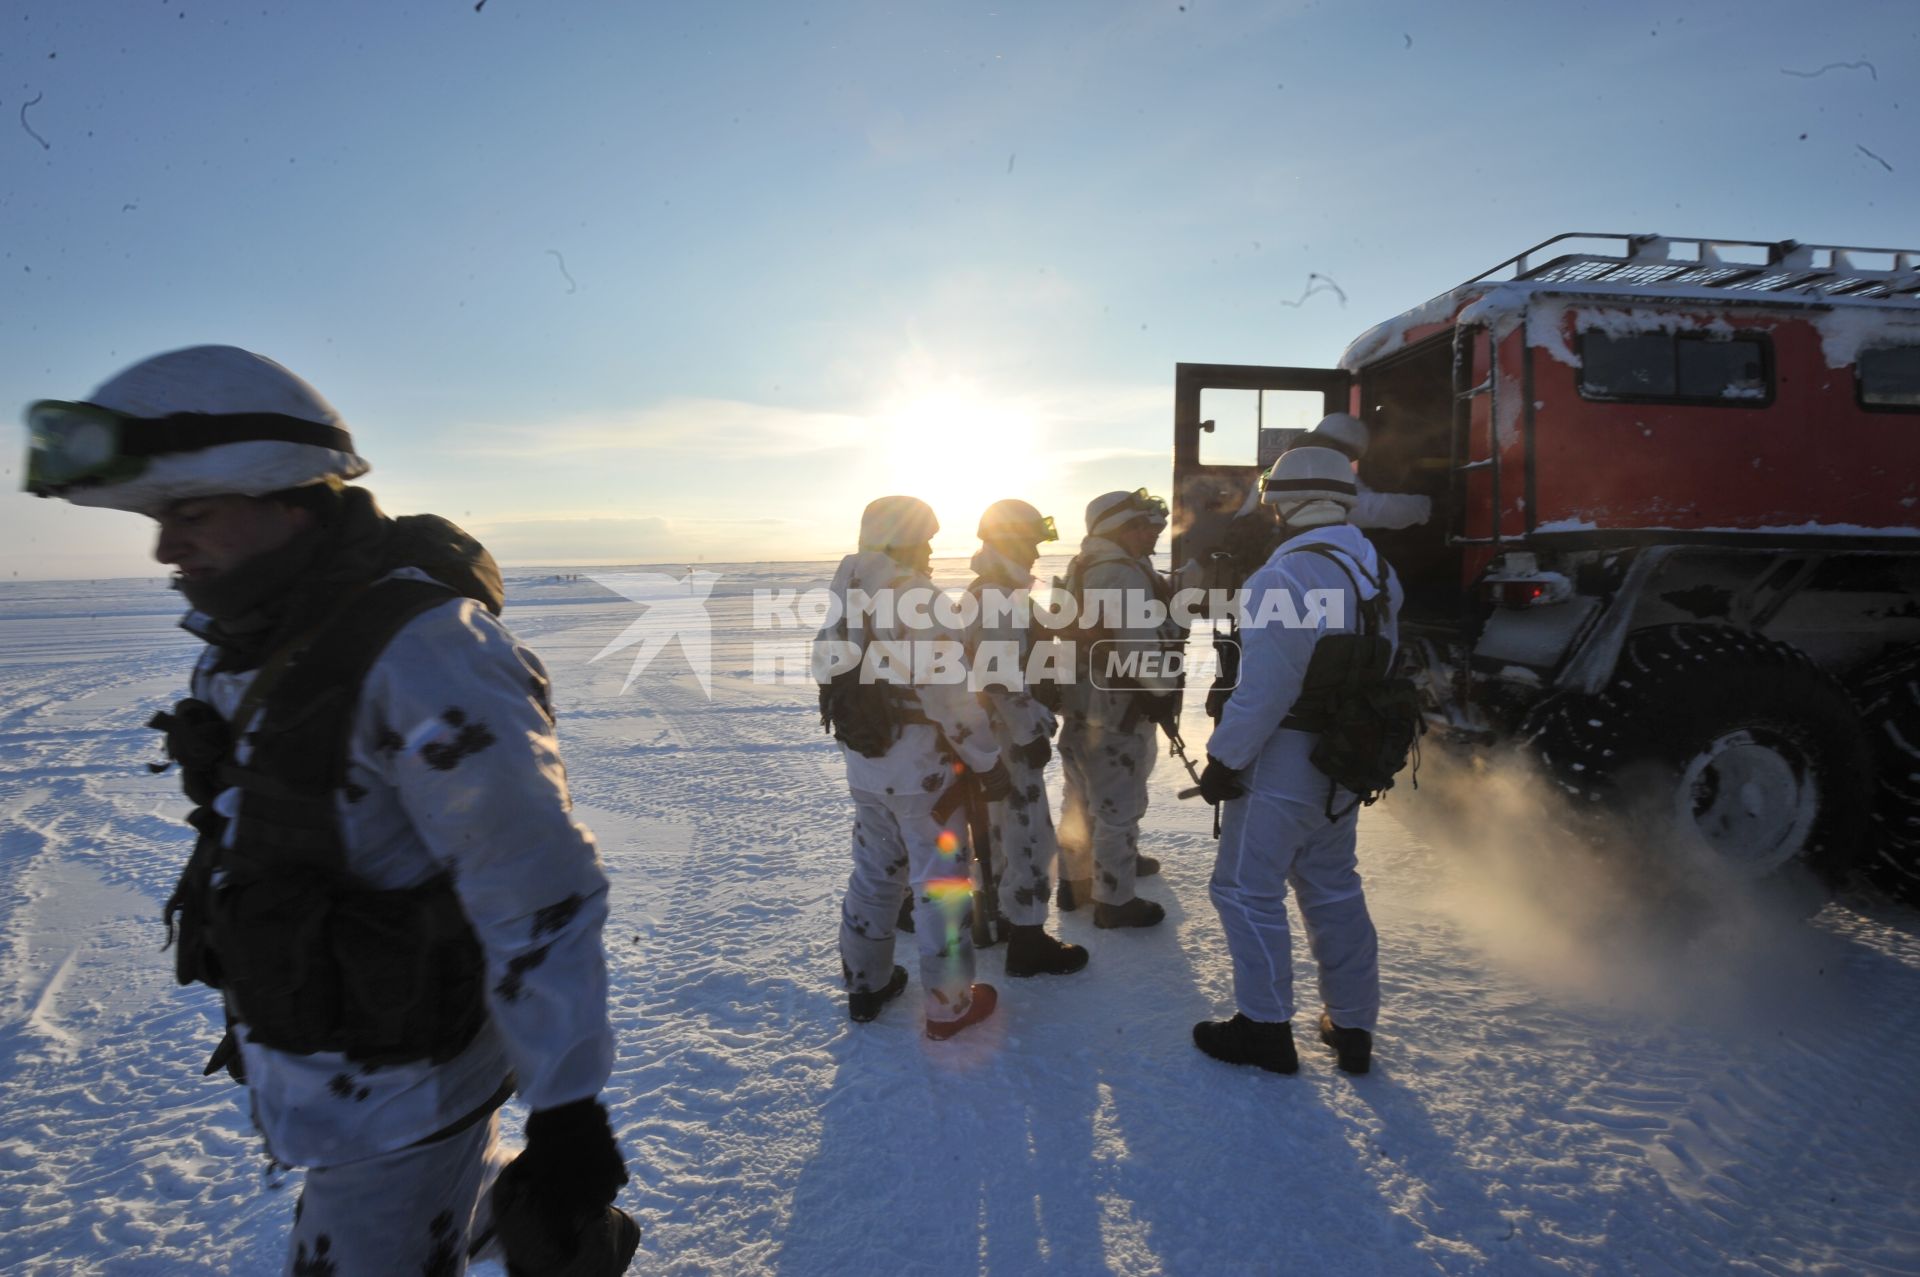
left=1171, top=233, right=1920, bottom=904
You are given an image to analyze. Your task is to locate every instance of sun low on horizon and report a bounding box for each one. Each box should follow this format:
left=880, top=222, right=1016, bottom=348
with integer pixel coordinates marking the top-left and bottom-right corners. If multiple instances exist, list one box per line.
left=871, top=378, right=1058, bottom=554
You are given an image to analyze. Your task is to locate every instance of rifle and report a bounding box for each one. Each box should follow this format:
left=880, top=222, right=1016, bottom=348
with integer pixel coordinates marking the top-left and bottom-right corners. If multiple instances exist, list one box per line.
left=967, top=776, right=1005, bottom=948
left=1162, top=715, right=1206, bottom=792
left=1163, top=715, right=1223, bottom=837
left=931, top=768, right=1006, bottom=947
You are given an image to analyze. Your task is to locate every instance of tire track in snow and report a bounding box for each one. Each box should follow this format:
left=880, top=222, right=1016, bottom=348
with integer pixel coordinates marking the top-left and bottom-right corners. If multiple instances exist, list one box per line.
left=1529, top=911, right=1920, bottom=1276
left=1368, top=898, right=1920, bottom=1275
left=0, top=599, right=281, bottom=1274
left=531, top=595, right=855, bottom=1272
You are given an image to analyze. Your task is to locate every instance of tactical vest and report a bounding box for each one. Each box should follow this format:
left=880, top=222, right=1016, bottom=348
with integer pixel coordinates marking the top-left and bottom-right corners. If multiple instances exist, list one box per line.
left=964, top=572, right=1036, bottom=698
left=160, top=576, right=488, bottom=1067
left=1274, top=544, right=1423, bottom=815
left=1053, top=553, right=1180, bottom=710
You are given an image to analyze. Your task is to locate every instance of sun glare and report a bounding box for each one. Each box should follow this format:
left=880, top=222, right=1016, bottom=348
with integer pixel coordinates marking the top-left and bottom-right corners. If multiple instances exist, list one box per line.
left=880, top=386, right=1042, bottom=547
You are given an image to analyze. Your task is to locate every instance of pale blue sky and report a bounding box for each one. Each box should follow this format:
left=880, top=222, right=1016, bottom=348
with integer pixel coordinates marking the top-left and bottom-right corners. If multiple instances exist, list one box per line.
left=4, top=0, right=1914, bottom=577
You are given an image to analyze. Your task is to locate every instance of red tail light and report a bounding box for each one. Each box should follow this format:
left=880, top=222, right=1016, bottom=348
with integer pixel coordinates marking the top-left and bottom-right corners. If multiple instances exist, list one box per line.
left=1478, top=578, right=1562, bottom=608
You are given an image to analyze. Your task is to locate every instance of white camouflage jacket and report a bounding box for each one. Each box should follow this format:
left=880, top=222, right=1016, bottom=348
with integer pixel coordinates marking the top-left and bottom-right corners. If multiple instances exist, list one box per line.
left=1206, top=523, right=1403, bottom=774
left=813, top=551, right=1000, bottom=798
left=1068, top=536, right=1188, bottom=724
left=964, top=546, right=1054, bottom=748
left=190, top=569, right=615, bottom=1168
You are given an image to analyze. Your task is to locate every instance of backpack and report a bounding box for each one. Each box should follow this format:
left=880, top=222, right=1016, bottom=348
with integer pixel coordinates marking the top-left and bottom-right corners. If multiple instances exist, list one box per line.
left=1277, top=544, right=1424, bottom=816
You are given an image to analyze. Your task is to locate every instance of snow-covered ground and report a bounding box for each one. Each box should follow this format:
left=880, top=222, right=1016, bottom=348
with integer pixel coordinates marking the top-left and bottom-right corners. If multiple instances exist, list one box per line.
left=1, top=562, right=1917, bottom=1276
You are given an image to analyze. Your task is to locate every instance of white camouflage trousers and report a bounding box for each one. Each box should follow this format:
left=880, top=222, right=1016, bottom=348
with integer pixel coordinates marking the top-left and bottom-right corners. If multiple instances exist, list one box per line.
left=1057, top=707, right=1157, bottom=906
left=839, top=788, right=980, bottom=1025
left=985, top=720, right=1061, bottom=928
left=286, top=1111, right=507, bottom=1276
left=1209, top=731, right=1380, bottom=1031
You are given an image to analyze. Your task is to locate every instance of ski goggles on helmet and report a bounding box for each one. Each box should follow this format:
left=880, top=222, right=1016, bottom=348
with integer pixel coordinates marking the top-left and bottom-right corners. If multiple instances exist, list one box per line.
left=1122, top=489, right=1169, bottom=524
left=23, top=400, right=354, bottom=497
left=1088, top=488, right=1169, bottom=538
left=1007, top=513, right=1059, bottom=543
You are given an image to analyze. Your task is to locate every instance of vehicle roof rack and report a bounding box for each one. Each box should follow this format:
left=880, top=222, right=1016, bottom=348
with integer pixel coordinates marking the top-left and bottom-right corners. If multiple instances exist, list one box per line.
left=1467, top=233, right=1920, bottom=303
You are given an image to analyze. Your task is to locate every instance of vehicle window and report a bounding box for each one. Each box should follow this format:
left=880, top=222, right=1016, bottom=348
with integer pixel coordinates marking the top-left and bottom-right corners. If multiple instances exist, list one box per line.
left=1579, top=331, right=1771, bottom=404
left=1581, top=332, right=1673, bottom=396
left=1859, top=345, right=1920, bottom=408
left=1677, top=338, right=1767, bottom=399
left=1197, top=387, right=1325, bottom=466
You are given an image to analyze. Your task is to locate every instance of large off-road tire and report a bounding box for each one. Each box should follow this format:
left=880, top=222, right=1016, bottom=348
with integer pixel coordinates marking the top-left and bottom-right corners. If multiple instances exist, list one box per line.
left=1850, top=644, right=1920, bottom=905
left=1530, top=624, right=1872, bottom=893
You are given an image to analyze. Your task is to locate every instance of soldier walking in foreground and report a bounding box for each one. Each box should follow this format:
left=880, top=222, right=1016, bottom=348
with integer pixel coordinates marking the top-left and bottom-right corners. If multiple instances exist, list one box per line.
left=22, top=346, right=637, bottom=1273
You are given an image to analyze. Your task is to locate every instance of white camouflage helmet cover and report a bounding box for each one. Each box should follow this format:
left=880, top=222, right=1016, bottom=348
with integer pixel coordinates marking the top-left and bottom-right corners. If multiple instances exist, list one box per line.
left=63, top=345, right=369, bottom=515
left=1302, top=412, right=1369, bottom=462
left=858, top=495, right=938, bottom=549
left=1261, top=445, right=1357, bottom=522
left=1085, top=489, right=1167, bottom=539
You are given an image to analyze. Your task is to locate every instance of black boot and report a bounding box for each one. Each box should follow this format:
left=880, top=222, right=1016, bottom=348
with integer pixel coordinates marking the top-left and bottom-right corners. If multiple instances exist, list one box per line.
left=1056, top=878, right=1092, bottom=912
left=1136, top=853, right=1161, bottom=878
left=492, top=1165, right=643, bottom=1274
left=848, top=966, right=908, bottom=1023
left=1193, top=1013, right=1298, bottom=1074
left=1093, top=897, right=1165, bottom=929
left=1004, top=924, right=1090, bottom=977
left=1318, top=1011, right=1373, bottom=1074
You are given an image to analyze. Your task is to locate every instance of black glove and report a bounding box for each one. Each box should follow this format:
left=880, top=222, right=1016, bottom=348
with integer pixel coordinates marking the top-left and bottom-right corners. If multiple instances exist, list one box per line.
left=148, top=698, right=232, bottom=807
left=1197, top=756, right=1246, bottom=805
left=202, top=1027, right=245, bottom=1086
left=1140, top=691, right=1180, bottom=734
left=976, top=760, right=1014, bottom=802
left=494, top=1098, right=629, bottom=1263
left=1016, top=736, right=1052, bottom=770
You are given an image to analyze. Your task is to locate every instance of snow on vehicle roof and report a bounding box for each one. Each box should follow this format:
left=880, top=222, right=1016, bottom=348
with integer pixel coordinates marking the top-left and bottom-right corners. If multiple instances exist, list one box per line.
left=1340, top=233, right=1920, bottom=371
left=1533, top=516, right=1920, bottom=537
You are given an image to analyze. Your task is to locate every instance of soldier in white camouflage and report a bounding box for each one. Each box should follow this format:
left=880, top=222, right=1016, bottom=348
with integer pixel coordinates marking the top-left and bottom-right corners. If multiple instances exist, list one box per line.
left=1056, top=489, right=1191, bottom=930
left=964, top=499, right=1088, bottom=977
left=23, top=346, right=635, bottom=1275
left=814, top=496, right=1010, bottom=1039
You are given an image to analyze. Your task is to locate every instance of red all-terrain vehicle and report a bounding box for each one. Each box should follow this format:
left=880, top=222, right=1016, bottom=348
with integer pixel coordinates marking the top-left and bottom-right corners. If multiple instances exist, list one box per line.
left=1172, top=233, right=1920, bottom=900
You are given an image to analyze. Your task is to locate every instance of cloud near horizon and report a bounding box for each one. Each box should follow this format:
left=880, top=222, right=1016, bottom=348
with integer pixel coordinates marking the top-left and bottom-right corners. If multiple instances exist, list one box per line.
left=439, top=376, right=1182, bottom=561
left=456, top=398, right=872, bottom=461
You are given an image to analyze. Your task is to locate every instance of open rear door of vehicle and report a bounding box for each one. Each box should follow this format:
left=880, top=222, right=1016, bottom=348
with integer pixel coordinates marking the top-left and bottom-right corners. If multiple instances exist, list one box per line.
left=1171, top=361, right=1350, bottom=573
